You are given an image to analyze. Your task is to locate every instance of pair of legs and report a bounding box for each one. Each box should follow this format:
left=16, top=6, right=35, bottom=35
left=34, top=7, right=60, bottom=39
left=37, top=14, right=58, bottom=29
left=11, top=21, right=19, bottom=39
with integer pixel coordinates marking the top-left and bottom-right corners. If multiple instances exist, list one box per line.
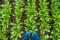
left=22, top=31, right=41, bottom=40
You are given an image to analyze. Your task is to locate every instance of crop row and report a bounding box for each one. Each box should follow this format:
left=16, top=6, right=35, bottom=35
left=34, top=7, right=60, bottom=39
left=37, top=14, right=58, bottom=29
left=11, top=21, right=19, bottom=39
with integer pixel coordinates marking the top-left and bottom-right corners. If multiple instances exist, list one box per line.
left=38, top=0, right=50, bottom=40
left=10, top=0, right=23, bottom=40
left=24, top=0, right=38, bottom=33
left=51, top=0, right=60, bottom=40
left=0, top=0, right=11, bottom=40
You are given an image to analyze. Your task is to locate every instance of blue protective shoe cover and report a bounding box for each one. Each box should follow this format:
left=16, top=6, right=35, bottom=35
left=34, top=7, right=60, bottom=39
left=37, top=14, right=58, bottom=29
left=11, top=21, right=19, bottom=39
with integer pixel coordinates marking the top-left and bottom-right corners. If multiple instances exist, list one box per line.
left=32, top=33, right=41, bottom=40
left=22, top=31, right=30, bottom=40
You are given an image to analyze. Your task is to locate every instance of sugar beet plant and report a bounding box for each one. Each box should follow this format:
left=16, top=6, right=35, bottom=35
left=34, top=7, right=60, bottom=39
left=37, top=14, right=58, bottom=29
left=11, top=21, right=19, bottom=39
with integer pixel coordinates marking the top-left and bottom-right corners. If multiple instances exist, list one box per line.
left=10, top=0, right=23, bottom=40
left=0, top=0, right=11, bottom=40
left=24, top=0, right=37, bottom=33
left=51, top=0, right=60, bottom=40
left=38, top=0, right=50, bottom=40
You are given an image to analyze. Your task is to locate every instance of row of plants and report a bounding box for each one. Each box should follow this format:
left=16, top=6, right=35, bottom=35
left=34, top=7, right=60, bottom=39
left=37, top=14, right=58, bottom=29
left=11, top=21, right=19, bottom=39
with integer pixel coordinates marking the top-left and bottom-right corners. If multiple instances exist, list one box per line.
left=51, top=0, right=60, bottom=40
left=0, top=0, right=11, bottom=40
left=24, top=0, right=37, bottom=33
left=10, top=0, right=24, bottom=40
left=38, top=0, right=50, bottom=40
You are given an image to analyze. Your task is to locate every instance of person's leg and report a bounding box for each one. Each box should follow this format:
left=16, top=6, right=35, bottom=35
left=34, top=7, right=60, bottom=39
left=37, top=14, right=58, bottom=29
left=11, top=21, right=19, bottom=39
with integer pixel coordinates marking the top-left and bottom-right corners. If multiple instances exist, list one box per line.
left=32, top=33, right=41, bottom=40
left=22, top=31, right=30, bottom=40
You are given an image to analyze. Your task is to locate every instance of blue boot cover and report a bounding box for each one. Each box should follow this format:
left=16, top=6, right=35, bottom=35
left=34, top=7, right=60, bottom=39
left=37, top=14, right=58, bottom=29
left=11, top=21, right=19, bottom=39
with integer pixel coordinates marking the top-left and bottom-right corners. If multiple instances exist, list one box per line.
left=22, top=31, right=30, bottom=40
left=32, top=33, right=41, bottom=40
